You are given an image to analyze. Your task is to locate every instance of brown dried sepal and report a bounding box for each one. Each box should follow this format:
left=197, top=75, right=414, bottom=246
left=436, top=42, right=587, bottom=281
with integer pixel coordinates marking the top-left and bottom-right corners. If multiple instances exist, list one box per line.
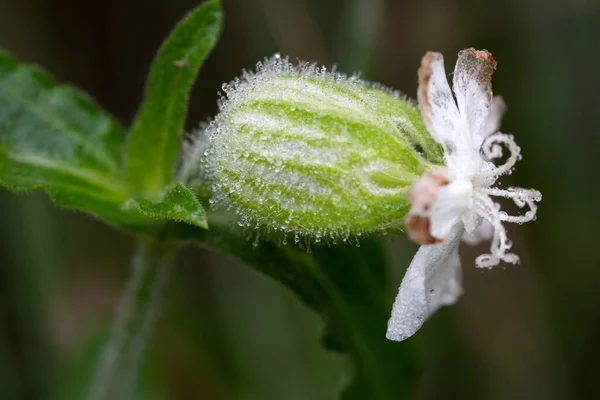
left=456, top=48, right=497, bottom=103
left=417, top=51, right=442, bottom=127
left=406, top=214, right=442, bottom=245
left=407, top=170, right=450, bottom=210
left=405, top=170, right=451, bottom=245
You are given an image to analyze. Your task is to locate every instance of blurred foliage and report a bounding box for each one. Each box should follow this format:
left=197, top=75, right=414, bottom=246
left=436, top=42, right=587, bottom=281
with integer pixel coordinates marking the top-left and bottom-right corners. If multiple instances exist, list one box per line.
left=0, top=0, right=599, bottom=399
left=175, top=220, right=418, bottom=399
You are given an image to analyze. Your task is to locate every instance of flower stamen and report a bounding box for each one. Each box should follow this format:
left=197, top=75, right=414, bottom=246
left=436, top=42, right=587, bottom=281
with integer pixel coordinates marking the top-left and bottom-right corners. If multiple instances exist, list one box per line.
left=480, top=187, right=541, bottom=223
left=472, top=190, right=519, bottom=268
left=476, top=132, right=521, bottom=179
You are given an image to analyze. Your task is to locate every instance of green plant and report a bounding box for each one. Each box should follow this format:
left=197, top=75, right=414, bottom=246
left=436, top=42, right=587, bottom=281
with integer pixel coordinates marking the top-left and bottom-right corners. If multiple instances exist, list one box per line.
left=0, top=1, right=541, bottom=399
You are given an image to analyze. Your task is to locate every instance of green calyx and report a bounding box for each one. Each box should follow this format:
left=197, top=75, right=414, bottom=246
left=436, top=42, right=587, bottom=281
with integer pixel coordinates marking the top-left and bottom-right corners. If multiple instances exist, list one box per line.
left=197, top=55, right=444, bottom=243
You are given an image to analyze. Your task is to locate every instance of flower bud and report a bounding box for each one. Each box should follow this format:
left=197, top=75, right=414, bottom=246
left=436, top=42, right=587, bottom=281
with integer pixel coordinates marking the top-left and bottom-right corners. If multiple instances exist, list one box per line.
left=199, top=55, right=444, bottom=243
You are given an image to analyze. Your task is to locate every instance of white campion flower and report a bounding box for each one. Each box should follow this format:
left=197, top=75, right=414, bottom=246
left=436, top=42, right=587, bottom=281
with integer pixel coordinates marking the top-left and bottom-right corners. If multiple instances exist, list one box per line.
left=386, top=48, right=542, bottom=341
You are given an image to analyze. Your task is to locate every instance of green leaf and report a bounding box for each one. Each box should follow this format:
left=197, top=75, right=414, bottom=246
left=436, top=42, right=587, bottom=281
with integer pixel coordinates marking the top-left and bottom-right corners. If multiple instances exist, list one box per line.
left=0, top=51, right=151, bottom=231
left=174, top=219, right=417, bottom=400
left=126, top=0, right=223, bottom=195
left=124, top=182, right=208, bottom=229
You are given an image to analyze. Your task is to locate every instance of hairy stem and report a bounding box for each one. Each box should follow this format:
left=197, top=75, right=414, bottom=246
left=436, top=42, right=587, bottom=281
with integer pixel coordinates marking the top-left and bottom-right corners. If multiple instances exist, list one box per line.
left=88, top=239, right=174, bottom=400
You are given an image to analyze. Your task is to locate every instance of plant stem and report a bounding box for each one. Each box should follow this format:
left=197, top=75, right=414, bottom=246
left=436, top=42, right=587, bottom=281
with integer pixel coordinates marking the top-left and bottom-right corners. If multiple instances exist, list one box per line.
left=88, top=239, right=174, bottom=400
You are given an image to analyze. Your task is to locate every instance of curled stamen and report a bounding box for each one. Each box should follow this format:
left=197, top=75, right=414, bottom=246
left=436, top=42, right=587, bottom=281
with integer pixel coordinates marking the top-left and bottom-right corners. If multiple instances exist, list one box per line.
left=476, top=133, right=521, bottom=179
left=472, top=191, right=520, bottom=268
left=479, top=187, right=541, bottom=223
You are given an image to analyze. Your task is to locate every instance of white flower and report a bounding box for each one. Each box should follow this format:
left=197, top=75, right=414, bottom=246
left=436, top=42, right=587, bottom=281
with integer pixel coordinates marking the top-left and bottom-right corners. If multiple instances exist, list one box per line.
left=386, top=48, right=542, bottom=341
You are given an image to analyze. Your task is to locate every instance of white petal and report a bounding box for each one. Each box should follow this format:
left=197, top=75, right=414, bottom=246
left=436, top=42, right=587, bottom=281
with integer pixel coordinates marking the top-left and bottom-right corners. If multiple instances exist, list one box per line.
left=452, top=48, right=497, bottom=149
left=417, top=52, right=464, bottom=151
left=462, top=218, right=493, bottom=245
left=429, top=179, right=472, bottom=240
left=481, top=96, right=506, bottom=138
left=386, top=225, right=464, bottom=341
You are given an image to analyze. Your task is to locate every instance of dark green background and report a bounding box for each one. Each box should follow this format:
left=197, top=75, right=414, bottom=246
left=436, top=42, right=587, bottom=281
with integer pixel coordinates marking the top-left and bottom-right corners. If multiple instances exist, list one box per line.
left=1, top=0, right=599, bottom=398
